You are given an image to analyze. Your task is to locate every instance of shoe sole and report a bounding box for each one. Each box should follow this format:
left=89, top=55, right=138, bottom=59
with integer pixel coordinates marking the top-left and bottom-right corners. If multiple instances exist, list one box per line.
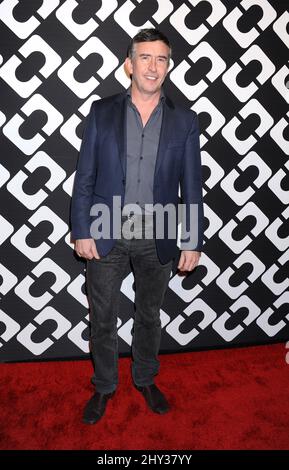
left=82, top=417, right=102, bottom=425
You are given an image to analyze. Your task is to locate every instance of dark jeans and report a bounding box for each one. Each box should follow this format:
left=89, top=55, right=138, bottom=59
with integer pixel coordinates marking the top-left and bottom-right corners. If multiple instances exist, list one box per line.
left=86, top=217, right=172, bottom=394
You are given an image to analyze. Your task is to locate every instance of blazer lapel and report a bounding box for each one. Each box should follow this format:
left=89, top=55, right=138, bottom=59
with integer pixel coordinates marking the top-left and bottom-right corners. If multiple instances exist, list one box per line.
left=154, top=96, right=175, bottom=180
left=112, top=92, right=127, bottom=178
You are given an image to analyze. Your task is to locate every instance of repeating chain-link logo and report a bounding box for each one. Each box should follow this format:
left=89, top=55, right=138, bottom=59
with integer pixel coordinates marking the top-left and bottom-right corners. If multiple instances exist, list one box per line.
left=0, top=0, right=288, bottom=360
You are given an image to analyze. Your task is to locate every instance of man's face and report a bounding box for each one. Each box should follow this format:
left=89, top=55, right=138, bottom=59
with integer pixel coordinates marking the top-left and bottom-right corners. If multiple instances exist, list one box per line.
left=125, top=40, right=170, bottom=96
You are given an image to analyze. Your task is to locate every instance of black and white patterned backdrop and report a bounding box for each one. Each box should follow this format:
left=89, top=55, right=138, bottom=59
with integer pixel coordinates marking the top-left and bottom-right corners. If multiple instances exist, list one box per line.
left=0, top=0, right=288, bottom=362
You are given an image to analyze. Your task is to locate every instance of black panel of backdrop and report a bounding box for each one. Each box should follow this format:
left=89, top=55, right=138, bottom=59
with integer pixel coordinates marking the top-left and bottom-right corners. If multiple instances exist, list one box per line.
left=0, top=0, right=288, bottom=362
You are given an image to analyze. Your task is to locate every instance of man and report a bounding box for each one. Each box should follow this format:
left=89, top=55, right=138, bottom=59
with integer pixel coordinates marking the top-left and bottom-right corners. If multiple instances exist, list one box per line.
left=71, top=29, right=204, bottom=424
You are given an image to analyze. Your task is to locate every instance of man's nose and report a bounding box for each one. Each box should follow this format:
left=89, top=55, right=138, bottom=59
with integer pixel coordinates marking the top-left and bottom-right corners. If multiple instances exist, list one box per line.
left=148, top=57, right=157, bottom=71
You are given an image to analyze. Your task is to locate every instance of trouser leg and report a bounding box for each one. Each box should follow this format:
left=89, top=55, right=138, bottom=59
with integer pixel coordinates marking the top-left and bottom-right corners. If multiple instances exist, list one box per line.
left=86, top=239, right=129, bottom=394
left=130, top=237, right=172, bottom=386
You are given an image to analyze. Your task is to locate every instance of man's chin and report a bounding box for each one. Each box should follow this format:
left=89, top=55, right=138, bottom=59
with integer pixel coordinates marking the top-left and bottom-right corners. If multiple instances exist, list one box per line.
left=142, top=85, right=162, bottom=95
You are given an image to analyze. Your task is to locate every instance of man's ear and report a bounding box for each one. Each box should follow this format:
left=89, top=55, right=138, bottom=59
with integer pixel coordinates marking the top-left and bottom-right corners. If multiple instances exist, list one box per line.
left=124, top=57, right=133, bottom=76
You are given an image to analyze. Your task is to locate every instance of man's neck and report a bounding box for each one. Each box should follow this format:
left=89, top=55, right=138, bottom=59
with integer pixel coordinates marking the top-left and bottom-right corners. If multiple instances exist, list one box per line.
left=131, top=86, right=161, bottom=110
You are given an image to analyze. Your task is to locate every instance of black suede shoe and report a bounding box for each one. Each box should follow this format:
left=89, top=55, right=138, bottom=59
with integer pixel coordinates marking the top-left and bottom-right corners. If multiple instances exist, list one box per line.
left=135, top=384, right=170, bottom=414
left=82, top=391, right=115, bottom=424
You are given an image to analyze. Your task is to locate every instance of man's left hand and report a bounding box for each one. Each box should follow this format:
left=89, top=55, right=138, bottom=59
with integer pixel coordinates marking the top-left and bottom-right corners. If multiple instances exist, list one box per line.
left=178, top=250, right=201, bottom=273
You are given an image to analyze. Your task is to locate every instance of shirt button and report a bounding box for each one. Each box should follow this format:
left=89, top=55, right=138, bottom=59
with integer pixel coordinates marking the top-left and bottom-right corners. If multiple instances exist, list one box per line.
left=136, top=201, right=139, bottom=204
left=137, top=179, right=140, bottom=183
left=140, top=156, right=143, bottom=160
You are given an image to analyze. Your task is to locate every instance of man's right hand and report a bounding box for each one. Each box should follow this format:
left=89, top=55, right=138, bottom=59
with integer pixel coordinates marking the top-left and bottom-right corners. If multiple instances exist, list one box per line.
left=75, top=239, right=100, bottom=260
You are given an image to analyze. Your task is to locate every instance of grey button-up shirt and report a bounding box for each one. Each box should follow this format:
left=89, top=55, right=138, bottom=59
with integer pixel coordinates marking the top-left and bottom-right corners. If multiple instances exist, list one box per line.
left=123, top=88, right=164, bottom=216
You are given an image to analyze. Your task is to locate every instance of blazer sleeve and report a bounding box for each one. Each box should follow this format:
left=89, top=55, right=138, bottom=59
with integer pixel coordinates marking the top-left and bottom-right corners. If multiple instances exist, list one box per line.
left=179, top=112, right=204, bottom=252
left=70, top=103, right=98, bottom=240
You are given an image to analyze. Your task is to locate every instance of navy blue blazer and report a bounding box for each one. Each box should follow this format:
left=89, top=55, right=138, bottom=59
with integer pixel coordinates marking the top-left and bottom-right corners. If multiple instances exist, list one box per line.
left=71, top=91, right=204, bottom=264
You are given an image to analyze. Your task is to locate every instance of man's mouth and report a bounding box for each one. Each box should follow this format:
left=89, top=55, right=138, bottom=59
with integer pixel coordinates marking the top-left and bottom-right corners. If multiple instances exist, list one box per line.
left=145, top=76, right=158, bottom=81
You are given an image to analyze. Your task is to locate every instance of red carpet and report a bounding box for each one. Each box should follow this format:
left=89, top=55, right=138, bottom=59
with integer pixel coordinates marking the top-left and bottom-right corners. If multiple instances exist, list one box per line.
left=1, top=343, right=289, bottom=450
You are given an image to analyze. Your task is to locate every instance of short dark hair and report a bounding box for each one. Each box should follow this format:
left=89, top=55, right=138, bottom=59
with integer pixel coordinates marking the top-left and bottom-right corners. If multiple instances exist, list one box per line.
left=127, top=28, right=172, bottom=60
